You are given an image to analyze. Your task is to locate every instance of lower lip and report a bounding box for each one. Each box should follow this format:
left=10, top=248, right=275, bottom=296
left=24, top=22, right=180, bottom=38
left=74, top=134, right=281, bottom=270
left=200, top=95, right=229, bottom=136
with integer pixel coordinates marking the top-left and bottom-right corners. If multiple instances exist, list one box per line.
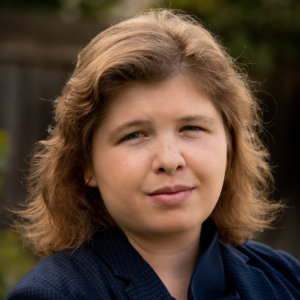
left=149, top=189, right=194, bottom=206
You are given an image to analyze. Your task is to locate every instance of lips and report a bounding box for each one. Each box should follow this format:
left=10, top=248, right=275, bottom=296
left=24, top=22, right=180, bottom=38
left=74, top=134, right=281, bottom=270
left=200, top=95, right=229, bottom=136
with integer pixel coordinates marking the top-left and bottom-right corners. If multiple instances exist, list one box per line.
left=149, top=185, right=193, bottom=195
left=148, top=185, right=194, bottom=206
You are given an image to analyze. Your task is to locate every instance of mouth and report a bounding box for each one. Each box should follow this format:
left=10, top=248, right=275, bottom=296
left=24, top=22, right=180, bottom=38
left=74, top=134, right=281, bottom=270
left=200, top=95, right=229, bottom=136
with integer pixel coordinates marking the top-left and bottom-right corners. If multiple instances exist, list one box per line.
left=149, top=185, right=194, bottom=195
left=147, top=185, right=194, bottom=206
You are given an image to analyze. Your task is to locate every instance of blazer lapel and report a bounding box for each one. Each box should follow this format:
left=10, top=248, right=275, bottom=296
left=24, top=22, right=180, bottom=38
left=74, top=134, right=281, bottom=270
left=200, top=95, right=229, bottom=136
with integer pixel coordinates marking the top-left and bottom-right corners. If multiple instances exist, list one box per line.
left=90, top=229, right=174, bottom=300
left=220, top=243, right=278, bottom=300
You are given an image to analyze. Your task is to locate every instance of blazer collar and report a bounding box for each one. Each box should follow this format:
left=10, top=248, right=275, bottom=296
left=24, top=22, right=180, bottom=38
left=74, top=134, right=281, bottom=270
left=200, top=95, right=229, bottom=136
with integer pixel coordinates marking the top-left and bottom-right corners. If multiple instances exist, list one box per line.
left=90, top=229, right=174, bottom=300
left=220, top=243, right=278, bottom=300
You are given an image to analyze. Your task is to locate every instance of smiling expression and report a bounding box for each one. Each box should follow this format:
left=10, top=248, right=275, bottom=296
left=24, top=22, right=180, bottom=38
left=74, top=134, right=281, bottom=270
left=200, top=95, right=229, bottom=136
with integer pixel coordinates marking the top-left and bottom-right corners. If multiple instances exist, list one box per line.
left=85, top=74, right=228, bottom=241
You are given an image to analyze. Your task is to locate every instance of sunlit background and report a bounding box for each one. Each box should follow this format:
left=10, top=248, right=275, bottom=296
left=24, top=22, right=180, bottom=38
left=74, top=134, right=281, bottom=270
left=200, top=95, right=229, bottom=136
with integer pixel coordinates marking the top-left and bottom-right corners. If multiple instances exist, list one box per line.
left=1, top=0, right=300, bottom=297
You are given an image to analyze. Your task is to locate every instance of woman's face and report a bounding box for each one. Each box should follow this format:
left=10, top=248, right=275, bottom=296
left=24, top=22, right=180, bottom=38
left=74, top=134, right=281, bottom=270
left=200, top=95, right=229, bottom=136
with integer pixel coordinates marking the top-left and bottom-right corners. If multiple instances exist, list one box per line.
left=85, top=74, right=227, bottom=241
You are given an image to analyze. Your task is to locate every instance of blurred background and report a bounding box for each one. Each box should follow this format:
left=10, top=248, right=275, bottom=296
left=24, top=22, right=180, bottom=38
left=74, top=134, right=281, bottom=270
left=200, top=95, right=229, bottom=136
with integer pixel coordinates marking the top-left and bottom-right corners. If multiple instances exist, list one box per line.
left=0, top=0, right=299, bottom=297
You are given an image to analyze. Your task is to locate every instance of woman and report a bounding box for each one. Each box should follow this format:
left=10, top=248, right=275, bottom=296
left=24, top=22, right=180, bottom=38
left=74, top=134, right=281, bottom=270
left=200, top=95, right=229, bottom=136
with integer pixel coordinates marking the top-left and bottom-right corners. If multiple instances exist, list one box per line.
left=7, top=9, right=300, bottom=300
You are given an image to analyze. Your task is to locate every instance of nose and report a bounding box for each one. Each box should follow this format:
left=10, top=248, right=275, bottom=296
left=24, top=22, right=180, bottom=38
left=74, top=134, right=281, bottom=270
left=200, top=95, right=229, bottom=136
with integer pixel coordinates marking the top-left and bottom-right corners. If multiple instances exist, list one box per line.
left=152, top=138, right=186, bottom=175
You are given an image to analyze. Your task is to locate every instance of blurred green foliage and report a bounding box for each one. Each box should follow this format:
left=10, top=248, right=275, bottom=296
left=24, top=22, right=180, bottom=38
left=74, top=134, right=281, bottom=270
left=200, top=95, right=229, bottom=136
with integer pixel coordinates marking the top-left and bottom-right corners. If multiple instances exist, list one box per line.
left=0, top=230, right=38, bottom=298
left=158, top=0, right=300, bottom=75
left=0, top=0, right=121, bottom=20
left=0, top=0, right=61, bottom=12
left=1, top=0, right=299, bottom=76
left=0, top=129, right=9, bottom=168
left=0, top=0, right=119, bottom=12
left=0, top=130, right=37, bottom=298
left=0, top=129, right=9, bottom=192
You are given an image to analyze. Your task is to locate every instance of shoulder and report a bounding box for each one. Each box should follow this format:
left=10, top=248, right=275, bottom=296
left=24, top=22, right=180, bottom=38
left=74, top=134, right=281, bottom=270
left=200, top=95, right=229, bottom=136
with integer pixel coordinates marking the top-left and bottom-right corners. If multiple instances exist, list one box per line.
left=240, top=240, right=300, bottom=272
left=6, top=245, right=123, bottom=299
left=237, top=240, right=300, bottom=282
left=220, top=240, right=300, bottom=299
left=222, top=239, right=300, bottom=272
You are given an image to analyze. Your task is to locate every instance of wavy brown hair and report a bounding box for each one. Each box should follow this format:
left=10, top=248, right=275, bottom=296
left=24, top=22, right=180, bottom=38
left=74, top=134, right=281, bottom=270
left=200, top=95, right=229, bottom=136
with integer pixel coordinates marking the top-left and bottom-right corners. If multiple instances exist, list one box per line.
left=17, top=9, right=282, bottom=256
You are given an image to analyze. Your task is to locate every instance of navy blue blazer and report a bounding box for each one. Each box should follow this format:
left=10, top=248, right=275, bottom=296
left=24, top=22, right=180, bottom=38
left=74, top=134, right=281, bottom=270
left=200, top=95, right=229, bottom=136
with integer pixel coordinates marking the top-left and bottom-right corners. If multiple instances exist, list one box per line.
left=6, top=228, right=300, bottom=300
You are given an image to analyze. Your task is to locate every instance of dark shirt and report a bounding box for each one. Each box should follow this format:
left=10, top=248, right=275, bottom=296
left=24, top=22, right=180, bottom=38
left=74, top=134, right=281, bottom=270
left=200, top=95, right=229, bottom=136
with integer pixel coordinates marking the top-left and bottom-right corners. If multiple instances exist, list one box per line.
left=188, top=219, right=239, bottom=299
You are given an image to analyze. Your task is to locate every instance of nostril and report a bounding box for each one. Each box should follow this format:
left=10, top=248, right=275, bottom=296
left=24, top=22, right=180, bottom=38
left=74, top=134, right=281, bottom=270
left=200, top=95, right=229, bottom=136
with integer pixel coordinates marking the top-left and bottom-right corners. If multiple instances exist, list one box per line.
left=156, top=163, right=183, bottom=174
left=152, top=145, right=186, bottom=174
left=158, top=167, right=165, bottom=173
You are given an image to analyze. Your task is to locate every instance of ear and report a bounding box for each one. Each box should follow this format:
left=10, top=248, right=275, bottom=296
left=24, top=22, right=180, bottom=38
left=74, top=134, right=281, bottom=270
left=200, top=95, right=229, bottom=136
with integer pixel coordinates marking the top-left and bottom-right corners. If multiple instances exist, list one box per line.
left=83, top=164, right=98, bottom=187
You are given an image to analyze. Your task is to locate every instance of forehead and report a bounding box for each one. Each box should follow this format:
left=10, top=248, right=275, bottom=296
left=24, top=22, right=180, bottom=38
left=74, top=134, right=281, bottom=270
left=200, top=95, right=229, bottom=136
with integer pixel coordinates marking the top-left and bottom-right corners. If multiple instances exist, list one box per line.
left=99, top=74, right=224, bottom=126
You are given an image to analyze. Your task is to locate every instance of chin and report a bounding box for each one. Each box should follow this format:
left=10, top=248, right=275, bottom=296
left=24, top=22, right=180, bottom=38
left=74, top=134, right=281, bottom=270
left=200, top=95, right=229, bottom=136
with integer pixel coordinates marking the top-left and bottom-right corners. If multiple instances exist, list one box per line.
left=147, top=218, right=202, bottom=236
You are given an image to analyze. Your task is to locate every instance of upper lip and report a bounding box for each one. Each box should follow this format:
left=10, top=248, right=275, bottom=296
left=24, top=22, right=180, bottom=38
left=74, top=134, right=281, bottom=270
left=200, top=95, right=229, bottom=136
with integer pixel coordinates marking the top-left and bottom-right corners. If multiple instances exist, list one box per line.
left=148, top=185, right=194, bottom=195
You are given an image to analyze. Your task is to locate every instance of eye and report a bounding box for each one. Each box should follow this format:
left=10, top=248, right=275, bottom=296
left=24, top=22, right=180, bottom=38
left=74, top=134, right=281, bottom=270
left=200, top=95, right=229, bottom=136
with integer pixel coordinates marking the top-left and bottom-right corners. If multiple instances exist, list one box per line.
left=181, top=125, right=203, bottom=132
left=121, top=131, right=145, bottom=142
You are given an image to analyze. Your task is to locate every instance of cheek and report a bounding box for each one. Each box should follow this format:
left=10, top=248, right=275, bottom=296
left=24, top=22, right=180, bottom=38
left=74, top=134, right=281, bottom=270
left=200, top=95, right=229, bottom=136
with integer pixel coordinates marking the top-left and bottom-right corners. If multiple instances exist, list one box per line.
left=190, top=139, right=227, bottom=188
left=112, top=147, right=150, bottom=172
left=94, top=149, right=146, bottom=192
left=193, top=136, right=227, bottom=166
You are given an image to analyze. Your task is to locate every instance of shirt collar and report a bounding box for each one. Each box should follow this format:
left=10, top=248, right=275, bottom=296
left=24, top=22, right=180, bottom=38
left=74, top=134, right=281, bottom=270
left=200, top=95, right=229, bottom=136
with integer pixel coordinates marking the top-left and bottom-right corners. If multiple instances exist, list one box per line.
left=188, top=219, right=227, bottom=300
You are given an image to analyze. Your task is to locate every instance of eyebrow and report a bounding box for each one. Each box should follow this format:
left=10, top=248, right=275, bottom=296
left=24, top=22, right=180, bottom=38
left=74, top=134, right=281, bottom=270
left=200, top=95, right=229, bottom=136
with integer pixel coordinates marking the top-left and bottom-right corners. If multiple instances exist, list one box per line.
left=176, top=115, right=217, bottom=124
left=109, top=115, right=217, bottom=140
left=109, top=120, right=152, bottom=140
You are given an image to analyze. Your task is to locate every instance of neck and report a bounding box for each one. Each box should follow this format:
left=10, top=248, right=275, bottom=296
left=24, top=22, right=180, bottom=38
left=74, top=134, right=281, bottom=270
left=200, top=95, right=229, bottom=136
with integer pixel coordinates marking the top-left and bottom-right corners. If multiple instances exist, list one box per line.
left=125, top=229, right=202, bottom=300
